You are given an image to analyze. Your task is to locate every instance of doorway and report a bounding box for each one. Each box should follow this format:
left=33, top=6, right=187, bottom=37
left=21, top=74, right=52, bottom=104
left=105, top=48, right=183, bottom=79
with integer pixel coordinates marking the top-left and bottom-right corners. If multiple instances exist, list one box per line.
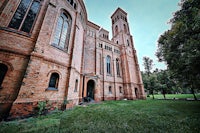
left=87, top=80, right=95, bottom=99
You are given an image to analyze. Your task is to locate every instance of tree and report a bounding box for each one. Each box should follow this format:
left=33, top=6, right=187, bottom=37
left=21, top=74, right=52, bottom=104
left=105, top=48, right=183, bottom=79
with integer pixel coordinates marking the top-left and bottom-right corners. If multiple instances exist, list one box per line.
left=143, top=57, right=153, bottom=77
left=143, top=57, right=157, bottom=99
left=156, top=0, right=200, bottom=100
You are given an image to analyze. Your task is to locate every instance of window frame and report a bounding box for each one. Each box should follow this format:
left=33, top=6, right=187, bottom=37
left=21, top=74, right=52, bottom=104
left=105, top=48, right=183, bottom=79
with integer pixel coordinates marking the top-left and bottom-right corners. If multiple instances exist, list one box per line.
left=74, top=79, right=78, bottom=92
left=8, top=0, right=42, bottom=34
left=47, top=73, right=59, bottom=91
left=116, top=58, right=120, bottom=76
left=108, top=86, right=112, bottom=94
left=123, top=24, right=127, bottom=33
left=52, top=11, right=72, bottom=52
left=127, top=40, right=130, bottom=46
left=115, top=25, right=118, bottom=34
left=119, top=86, right=122, bottom=93
left=106, top=55, right=111, bottom=75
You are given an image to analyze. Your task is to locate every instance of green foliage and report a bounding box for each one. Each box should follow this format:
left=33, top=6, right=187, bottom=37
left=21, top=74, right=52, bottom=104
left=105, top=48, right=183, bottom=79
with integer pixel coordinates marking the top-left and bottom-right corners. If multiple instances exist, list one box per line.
left=1, top=100, right=200, bottom=133
left=156, top=0, right=200, bottom=97
left=37, top=101, right=47, bottom=115
left=143, top=56, right=153, bottom=76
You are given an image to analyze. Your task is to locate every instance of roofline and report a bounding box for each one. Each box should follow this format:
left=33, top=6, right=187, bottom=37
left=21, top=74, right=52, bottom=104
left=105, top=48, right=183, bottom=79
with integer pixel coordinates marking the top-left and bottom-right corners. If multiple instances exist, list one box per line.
left=111, top=7, right=127, bottom=18
left=87, top=21, right=100, bottom=30
left=99, top=28, right=109, bottom=33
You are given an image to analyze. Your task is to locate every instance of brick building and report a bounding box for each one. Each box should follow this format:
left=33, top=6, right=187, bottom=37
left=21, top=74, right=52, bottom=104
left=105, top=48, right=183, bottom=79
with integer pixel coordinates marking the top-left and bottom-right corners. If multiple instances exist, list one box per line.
left=0, top=0, right=145, bottom=119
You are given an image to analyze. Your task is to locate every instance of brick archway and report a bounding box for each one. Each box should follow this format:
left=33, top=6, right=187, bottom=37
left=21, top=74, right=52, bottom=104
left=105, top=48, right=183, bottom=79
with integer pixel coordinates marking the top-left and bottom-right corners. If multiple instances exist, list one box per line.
left=86, top=80, right=95, bottom=100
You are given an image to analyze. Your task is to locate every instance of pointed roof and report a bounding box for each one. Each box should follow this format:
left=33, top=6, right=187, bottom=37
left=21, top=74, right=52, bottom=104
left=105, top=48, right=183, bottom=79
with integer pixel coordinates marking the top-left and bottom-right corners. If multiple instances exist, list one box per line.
left=111, top=7, right=127, bottom=18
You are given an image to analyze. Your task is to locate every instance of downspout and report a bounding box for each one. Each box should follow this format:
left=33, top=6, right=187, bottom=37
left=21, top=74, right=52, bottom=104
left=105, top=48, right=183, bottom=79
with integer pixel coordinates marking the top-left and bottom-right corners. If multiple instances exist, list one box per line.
left=64, top=11, right=78, bottom=106
left=112, top=51, right=117, bottom=100
left=80, top=29, right=86, bottom=102
left=102, top=48, right=105, bottom=101
left=95, top=33, right=97, bottom=74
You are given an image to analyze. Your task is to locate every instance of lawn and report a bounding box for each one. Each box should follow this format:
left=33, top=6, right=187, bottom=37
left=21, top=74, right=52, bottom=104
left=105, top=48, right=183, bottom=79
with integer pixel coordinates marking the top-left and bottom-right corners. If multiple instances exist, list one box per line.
left=0, top=100, right=200, bottom=133
left=149, top=93, right=200, bottom=99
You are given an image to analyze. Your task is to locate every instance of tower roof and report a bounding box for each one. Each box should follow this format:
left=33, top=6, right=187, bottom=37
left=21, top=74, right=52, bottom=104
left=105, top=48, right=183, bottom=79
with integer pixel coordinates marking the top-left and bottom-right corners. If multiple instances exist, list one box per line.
left=111, top=7, right=127, bottom=18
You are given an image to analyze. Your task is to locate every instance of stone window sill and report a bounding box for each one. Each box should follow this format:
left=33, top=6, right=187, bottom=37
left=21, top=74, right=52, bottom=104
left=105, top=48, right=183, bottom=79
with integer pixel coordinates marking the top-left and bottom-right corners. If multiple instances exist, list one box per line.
left=0, top=27, right=31, bottom=37
left=46, top=87, right=58, bottom=91
left=51, top=44, right=68, bottom=53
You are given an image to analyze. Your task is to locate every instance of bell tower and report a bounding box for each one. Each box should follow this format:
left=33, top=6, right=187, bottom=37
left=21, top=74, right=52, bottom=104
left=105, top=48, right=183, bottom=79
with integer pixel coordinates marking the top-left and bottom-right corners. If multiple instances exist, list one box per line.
left=111, top=8, right=146, bottom=99
left=111, top=8, right=131, bottom=45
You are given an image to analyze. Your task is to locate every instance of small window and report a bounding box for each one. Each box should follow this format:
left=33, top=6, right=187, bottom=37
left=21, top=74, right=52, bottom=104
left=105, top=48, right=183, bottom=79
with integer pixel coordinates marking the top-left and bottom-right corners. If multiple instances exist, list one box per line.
left=127, top=40, right=129, bottom=46
left=119, top=86, right=122, bottom=93
left=48, top=73, right=59, bottom=90
left=116, top=41, right=118, bottom=44
left=115, top=25, right=118, bottom=34
left=8, top=0, right=41, bottom=33
left=0, top=63, right=8, bottom=88
left=74, top=79, right=78, bottom=92
left=109, top=86, right=112, bottom=94
left=74, top=3, right=77, bottom=9
left=124, top=24, right=127, bottom=33
left=106, top=55, right=111, bottom=74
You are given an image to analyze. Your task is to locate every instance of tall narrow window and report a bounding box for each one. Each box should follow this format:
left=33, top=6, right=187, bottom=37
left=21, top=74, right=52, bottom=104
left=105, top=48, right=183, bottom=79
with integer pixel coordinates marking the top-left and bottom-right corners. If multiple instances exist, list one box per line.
left=109, top=86, right=112, bottom=94
left=0, top=63, right=8, bottom=88
left=115, top=25, right=118, bottom=34
left=48, top=73, right=59, bottom=90
left=127, top=40, right=129, bottom=46
left=106, top=55, right=111, bottom=74
left=74, top=79, right=78, bottom=92
left=8, top=0, right=41, bottom=33
left=53, top=12, right=71, bottom=50
left=99, top=54, right=102, bottom=74
left=123, top=24, right=127, bottom=33
left=119, top=86, right=122, bottom=93
left=116, top=59, right=120, bottom=76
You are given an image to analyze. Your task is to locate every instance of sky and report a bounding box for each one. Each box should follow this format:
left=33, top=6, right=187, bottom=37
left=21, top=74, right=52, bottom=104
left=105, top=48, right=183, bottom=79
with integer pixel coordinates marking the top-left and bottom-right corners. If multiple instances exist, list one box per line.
left=84, top=0, right=180, bottom=71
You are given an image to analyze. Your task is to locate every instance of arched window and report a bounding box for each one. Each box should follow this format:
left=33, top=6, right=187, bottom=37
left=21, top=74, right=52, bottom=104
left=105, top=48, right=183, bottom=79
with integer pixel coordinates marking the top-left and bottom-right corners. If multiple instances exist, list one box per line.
left=115, top=25, right=118, bottom=34
left=48, top=73, right=59, bottom=90
left=74, top=79, right=78, bottom=92
left=106, top=56, right=111, bottom=74
left=127, top=40, right=129, bottom=46
left=53, top=11, right=71, bottom=50
left=8, top=0, right=41, bottom=33
left=116, top=59, right=120, bottom=76
left=0, top=63, right=8, bottom=88
left=124, top=24, right=127, bottom=33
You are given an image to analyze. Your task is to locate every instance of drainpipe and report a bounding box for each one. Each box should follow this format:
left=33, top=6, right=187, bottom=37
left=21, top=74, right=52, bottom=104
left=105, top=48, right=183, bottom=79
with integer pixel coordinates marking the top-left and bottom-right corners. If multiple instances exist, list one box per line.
left=102, top=49, right=105, bottom=101
left=64, top=11, right=78, bottom=106
left=82, top=74, right=85, bottom=99
left=112, top=50, right=116, bottom=100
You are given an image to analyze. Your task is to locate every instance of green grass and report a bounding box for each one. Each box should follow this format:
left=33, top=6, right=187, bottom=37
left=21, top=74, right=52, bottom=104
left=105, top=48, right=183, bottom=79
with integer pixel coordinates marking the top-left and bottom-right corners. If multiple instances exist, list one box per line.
left=149, top=94, right=200, bottom=99
left=0, top=100, right=200, bottom=133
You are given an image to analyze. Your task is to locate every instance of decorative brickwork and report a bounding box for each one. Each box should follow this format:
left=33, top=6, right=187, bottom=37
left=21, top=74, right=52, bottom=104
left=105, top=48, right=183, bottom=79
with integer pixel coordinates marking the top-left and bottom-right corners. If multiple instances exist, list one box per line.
left=0, top=0, right=145, bottom=120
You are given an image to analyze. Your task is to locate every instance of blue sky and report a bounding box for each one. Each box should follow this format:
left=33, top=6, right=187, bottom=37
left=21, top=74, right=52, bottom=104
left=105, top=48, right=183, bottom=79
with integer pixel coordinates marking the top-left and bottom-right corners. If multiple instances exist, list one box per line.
left=84, top=0, right=180, bottom=71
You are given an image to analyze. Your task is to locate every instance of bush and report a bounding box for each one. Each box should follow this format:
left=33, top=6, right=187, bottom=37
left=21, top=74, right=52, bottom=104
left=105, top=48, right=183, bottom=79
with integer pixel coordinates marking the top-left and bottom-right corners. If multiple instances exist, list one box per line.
left=37, top=101, right=47, bottom=115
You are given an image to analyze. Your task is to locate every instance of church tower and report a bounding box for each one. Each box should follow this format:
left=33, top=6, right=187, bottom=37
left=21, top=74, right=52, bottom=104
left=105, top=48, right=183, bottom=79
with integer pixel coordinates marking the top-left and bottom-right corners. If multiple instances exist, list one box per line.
left=111, top=8, right=145, bottom=99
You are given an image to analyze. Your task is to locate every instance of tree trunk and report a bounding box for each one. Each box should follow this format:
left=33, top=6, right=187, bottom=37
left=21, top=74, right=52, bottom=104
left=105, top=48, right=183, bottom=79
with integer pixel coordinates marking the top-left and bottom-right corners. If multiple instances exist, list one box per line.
left=152, top=91, right=155, bottom=99
left=163, top=94, right=166, bottom=99
left=191, top=88, right=197, bottom=100
left=162, top=89, right=166, bottom=99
